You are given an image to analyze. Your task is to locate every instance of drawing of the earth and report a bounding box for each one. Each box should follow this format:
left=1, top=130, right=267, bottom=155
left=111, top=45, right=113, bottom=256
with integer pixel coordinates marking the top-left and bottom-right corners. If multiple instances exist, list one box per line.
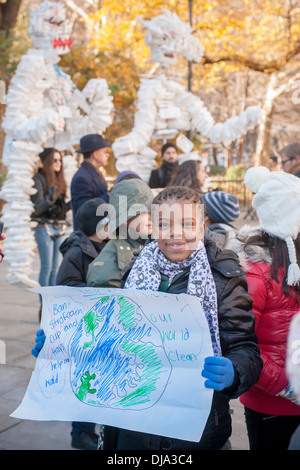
left=69, top=295, right=172, bottom=410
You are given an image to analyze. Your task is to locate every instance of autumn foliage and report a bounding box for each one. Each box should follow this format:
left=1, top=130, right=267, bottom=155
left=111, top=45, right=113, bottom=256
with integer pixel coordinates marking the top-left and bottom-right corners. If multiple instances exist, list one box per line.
left=3, top=0, right=300, bottom=171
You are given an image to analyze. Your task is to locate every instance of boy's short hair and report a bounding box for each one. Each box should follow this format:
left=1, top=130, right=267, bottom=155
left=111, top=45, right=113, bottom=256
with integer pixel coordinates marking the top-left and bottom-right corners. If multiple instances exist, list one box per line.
left=152, top=186, right=203, bottom=205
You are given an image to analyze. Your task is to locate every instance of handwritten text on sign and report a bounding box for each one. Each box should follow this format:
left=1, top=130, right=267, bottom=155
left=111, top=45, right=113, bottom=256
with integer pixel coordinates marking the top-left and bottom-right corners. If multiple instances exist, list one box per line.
left=11, top=286, right=213, bottom=442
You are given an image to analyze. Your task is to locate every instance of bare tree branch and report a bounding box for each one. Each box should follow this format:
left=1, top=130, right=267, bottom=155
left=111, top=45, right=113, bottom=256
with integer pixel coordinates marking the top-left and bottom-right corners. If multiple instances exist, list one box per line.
left=201, top=44, right=300, bottom=74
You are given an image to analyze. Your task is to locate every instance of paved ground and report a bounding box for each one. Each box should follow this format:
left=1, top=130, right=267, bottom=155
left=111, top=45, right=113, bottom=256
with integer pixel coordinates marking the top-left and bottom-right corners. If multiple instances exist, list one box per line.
left=0, top=209, right=256, bottom=451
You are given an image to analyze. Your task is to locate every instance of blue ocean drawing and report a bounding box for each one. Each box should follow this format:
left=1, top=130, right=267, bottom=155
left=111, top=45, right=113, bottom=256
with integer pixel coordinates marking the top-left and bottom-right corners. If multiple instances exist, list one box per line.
left=69, top=295, right=172, bottom=410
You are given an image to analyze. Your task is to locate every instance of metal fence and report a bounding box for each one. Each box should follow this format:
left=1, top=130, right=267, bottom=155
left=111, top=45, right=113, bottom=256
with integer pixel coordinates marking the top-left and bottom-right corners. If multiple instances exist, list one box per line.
left=209, top=178, right=253, bottom=207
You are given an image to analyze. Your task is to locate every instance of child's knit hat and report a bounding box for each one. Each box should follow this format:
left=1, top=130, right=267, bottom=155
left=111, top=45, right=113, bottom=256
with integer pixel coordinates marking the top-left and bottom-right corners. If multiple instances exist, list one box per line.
left=76, top=197, right=108, bottom=236
left=244, top=166, right=300, bottom=286
left=202, top=191, right=240, bottom=225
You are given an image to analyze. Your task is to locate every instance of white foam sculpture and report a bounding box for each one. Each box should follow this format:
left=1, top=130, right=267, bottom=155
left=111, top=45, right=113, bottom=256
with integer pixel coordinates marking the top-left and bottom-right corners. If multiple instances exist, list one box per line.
left=112, top=9, right=261, bottom=181
left=0, top=1, right=114, bottom=287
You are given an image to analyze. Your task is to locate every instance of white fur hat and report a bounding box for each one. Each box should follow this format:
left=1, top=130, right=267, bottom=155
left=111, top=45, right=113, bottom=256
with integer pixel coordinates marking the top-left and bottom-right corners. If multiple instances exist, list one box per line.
left=244, top=166, right=300, bottom=286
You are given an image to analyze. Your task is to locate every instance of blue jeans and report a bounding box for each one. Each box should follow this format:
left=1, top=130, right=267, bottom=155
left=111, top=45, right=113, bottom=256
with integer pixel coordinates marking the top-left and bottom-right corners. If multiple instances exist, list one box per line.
left=34, top=226, right=65, bottom=287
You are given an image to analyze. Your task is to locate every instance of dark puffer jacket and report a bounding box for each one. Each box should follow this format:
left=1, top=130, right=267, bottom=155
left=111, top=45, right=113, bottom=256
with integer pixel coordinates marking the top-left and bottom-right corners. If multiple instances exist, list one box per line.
left=103, top=240, right=263, bottom=450
left=56, top=230, right=107, bottom=287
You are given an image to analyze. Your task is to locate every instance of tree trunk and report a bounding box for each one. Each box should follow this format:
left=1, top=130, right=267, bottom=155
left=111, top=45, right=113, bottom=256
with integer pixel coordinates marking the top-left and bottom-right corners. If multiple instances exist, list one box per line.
left=212, top=146, right=218, bottom=166
left=254, top=73, right=277, bottom=166
left=0, top=0, right=22, bottom=33
left=236, top=136, right=244, bottom=164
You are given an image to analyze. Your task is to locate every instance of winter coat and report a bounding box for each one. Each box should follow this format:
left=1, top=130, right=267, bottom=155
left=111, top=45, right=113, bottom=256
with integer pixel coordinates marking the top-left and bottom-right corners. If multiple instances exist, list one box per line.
left=205, top=223, right=236, bottom=250
left=148, top=160, right=179, bottom=188
left=227, top=230, right=300, bottom=416
left=103, top=239, right=262, bottom=450
left=71, top=161, right=109, bottom=230
left=86, top=237, right=145, bottom=288
left=56, top=230, right=107, bottom=287
left=87, top=178, right=153, bottom=288
left=31, top=171, right=70, bottom=227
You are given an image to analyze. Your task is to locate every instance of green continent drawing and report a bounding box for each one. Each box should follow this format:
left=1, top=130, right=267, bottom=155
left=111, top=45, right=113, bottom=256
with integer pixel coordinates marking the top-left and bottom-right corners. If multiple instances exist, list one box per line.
left=113, top=340, right=163, bottom=407
left=76, top=371, right=97, bottom=401
left=69, top=295, right=172, bottom=410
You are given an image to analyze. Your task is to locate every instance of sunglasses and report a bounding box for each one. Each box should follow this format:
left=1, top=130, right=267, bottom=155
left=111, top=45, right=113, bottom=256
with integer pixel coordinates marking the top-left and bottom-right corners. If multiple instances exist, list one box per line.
left=281, top=158, right=295, bottom=167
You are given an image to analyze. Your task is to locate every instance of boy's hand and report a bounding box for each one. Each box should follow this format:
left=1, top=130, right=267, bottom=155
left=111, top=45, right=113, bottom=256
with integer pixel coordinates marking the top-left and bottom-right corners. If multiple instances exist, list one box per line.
left=202, top=356, right=235, bottom=391
left=31, top=329, right=46, bottom=358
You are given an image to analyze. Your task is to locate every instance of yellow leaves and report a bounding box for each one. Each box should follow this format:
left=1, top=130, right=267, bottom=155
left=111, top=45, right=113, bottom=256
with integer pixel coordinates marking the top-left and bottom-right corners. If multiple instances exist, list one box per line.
left=195, top=0, right=300, bottom=75
left=9, top=0, right=300, bottom=162
left=69, top=0, right=300, bottom=148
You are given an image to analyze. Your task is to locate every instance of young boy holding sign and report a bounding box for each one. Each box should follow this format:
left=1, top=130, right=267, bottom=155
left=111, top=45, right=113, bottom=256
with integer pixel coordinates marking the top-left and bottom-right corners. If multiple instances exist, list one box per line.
left=116, top=186, right=262, bottom=450
left=32, top=186, right=262, bottom=450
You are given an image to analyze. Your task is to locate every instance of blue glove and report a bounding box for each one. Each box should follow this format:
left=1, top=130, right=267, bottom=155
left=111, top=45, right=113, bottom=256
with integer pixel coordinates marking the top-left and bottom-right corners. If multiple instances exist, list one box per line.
left=31, top=329, right=46, bottom=358
left=202, top=356, right=235, bottom=391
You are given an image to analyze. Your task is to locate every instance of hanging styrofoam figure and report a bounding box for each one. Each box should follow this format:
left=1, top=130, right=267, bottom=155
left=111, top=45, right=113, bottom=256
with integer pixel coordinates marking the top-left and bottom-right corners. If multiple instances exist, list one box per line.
left=0, top=1, right=114, bottom=287
left=112, top=9, right=260, bottom=181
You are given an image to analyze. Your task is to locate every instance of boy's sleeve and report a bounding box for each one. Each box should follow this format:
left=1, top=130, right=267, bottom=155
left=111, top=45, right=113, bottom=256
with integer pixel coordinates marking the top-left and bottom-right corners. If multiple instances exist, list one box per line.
left=217, top=271, right=263, bottom=399
left=56, top=248, right=86, bottom=287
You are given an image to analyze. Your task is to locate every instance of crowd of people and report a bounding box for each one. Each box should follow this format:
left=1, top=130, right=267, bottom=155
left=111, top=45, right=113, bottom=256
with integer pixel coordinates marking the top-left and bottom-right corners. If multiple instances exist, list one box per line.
left=2, top=135, right=300, bottom=451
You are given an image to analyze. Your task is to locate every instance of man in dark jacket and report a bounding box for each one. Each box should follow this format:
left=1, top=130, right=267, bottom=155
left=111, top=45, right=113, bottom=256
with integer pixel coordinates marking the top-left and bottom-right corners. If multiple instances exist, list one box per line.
left=56, top=197, right=109, bottom=449
left=71, top=134, right=110, bottom=230
left=148, top=142, right=179, bottom=188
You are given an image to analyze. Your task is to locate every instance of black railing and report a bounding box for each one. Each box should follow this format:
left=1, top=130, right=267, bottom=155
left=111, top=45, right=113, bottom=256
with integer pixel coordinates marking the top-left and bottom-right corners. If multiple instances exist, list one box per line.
left=209, top=178, right=253, bottom=207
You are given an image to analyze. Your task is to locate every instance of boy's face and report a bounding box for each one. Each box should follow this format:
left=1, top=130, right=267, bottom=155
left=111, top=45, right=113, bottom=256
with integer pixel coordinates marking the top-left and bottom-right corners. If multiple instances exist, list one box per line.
left=152, top=198, right=205, bottom=262
left=127, top=212, right=152, bottom=239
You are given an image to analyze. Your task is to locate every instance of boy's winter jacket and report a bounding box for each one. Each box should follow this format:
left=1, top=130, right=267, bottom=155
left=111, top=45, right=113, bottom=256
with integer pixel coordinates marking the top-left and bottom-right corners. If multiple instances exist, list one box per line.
left=86, top=237, right=144, bottom=288
left=56, top=230, right=107, bottom=287
left=103, top=239, right=263, bottom=450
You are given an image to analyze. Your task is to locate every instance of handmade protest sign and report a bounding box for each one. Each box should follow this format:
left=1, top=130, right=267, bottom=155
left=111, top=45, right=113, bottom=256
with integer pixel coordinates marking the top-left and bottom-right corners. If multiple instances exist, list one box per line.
left=11, top=286, right=214, bottom=442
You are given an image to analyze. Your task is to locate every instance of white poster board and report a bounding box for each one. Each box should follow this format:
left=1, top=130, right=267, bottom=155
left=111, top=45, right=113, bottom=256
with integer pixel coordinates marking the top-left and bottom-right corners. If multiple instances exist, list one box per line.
left=11, top=286, right=213, bottom=443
